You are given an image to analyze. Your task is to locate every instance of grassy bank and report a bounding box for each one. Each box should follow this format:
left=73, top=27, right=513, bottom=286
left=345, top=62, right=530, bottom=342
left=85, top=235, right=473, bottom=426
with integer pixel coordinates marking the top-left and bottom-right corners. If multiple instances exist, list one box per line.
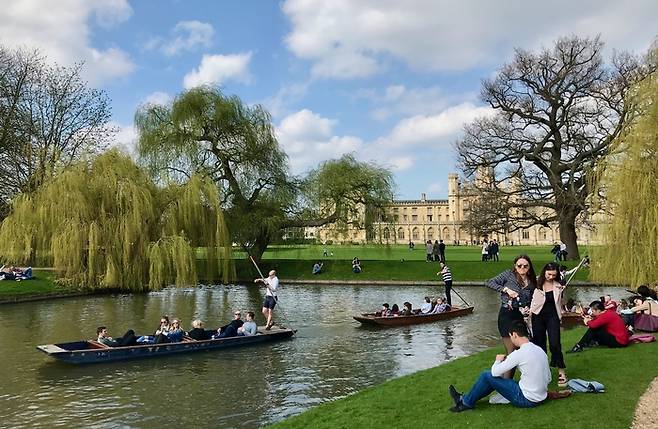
left=0, top=270, right=66, bottom=297
left=270, top=328, right=657, bottom=429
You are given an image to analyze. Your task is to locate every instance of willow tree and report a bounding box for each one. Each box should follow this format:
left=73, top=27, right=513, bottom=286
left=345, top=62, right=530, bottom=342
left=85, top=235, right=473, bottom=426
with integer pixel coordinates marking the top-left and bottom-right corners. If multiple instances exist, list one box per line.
left=136, top=87, right=394, bottom=259
left=590, top=62, right=658, bottom=287
left=0, top=150, right=233, bottom=291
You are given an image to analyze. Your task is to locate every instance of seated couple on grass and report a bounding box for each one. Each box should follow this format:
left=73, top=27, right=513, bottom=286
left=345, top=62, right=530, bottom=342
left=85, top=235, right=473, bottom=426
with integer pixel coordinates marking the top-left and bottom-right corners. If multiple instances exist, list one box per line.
left=448, top=321, right=551, bottom=412
left=0, top=265, right=33, bottom=281
left=567, top=300, right=630, bottom=353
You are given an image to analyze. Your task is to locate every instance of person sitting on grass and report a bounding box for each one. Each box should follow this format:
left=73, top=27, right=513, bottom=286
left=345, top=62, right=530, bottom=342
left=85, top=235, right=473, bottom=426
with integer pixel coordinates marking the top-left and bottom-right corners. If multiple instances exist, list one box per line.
left=448, top=322, right=550, bottom=412
left=97, top=326, right=138, bottom=347
left=420, top=297, right=432, bottom=314
left=238, top=311, right=258, bottom=336
left=312, top=261, right=323, bottom=275
left=352, top=257, right=362, bottom=273
left=567, top=300, right=630, bottom=353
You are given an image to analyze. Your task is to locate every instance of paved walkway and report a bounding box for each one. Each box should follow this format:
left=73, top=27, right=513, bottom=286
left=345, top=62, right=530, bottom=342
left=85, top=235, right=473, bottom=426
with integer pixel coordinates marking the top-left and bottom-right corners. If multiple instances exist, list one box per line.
left=632, top=376, right=658, bottom=428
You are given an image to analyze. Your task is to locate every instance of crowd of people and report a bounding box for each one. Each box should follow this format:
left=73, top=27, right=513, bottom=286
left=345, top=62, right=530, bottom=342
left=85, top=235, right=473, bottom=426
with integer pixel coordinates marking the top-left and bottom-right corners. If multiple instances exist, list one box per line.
left=96, top=310, right=260, bottom=347
left=0, top=265, right=33, bottom=281
left=449, top=254, right=657, bottom=413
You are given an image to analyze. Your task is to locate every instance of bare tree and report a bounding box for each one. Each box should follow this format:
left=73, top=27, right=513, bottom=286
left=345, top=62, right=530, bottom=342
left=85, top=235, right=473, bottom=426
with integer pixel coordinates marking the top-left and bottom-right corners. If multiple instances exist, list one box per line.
left=0, top=47, right=113, bottom=219
left=457, top=35, right=654, bottom=259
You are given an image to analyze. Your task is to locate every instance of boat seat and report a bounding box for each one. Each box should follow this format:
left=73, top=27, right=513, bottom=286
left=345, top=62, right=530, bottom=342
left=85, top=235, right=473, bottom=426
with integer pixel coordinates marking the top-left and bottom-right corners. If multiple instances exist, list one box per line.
left=88, top=340, right=110, bottom=349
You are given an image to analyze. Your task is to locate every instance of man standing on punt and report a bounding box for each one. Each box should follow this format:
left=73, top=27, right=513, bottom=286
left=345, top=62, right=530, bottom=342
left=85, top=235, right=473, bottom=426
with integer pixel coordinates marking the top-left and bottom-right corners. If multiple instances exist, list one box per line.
left=255, top=270, right=279, bottom=330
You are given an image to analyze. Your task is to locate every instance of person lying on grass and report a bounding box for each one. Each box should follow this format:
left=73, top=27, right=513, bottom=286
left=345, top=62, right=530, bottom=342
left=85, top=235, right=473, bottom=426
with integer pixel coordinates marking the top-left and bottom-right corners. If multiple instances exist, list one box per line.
left=448, top=321, right=551, bottom=412
left=567, top=300, right=630, bottom=353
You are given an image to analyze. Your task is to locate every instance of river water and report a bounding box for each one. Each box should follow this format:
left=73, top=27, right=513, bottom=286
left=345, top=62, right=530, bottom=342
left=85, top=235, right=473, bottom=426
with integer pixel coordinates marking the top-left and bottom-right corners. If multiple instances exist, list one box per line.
left=0, top=284, right=621, bottom=428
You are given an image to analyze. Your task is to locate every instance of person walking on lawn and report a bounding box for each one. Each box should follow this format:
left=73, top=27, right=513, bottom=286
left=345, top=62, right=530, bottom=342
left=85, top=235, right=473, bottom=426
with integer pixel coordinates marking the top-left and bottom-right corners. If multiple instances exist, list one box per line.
left=448, top=322, right=550, bottom=412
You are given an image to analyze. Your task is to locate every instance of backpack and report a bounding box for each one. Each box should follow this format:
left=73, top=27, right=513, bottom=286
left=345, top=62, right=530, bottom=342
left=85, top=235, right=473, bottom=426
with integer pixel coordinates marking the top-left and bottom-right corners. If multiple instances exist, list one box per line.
left=567, top=379, right=605, bottom=393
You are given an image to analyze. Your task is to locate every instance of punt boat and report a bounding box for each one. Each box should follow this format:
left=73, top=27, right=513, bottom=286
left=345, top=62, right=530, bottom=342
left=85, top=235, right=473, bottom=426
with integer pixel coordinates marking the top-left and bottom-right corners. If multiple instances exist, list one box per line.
left=353, top=306, right=474, bottom=327
left=37, top=326, right=295, bottom=364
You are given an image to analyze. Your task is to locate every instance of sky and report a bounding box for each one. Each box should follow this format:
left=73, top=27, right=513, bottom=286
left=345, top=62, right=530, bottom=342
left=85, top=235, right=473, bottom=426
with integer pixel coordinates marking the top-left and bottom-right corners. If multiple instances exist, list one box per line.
left=1, top=0, right=657, bottom=199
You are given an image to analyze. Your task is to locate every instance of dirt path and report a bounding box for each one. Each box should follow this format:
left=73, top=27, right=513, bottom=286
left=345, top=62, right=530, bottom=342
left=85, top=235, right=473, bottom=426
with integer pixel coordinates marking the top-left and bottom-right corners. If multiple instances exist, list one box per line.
left=632, top=376, right=658, bottom=428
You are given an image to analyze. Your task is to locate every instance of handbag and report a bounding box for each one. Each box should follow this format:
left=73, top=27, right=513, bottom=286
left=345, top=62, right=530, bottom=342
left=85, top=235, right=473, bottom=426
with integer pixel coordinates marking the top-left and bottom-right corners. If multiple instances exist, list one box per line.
left=634, top=313, right=658, bottom=332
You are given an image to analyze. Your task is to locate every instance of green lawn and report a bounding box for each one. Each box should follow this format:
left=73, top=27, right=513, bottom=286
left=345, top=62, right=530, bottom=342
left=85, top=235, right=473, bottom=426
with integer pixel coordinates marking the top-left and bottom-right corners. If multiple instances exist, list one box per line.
left=0, top=270, right=66, bottom=297
left=270, top=328, right=656, bottom=429
left=229, top=244, right=593, bottom=282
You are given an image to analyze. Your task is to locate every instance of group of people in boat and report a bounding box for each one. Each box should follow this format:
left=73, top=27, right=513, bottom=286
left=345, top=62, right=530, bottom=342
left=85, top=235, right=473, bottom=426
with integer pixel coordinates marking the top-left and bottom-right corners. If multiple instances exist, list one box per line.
left=96, top=311, right=259, bottom=347
left=377, top=296, right=451, bottom=317
left=448, top=254, right=657, bottom=413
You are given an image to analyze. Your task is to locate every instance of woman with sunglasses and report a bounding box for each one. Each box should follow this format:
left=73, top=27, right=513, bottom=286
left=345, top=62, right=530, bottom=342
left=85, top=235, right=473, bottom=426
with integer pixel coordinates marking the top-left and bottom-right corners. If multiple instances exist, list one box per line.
left=529, top=263, right=568, bottom=387
left=487, top=254, right=537, bottom=378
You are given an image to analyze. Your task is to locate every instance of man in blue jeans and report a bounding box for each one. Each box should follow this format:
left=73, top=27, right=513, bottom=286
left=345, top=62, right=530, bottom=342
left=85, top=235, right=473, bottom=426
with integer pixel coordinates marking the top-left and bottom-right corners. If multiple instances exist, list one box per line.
left=448, top=322, right=551, bottom=412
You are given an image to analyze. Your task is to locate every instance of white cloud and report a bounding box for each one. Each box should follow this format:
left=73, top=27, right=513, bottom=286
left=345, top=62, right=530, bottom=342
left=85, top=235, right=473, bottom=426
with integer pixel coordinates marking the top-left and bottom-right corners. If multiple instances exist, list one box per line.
left=109, top=122, right=139, bottom=156
left=260, top=81, right=311, bottom=118
left=377, top=103, right=494, bottom=148
left=276, top=109, right=363, bottom=173
left=183, top=52, right=253, bottom=89
left=282, top=0, right=658, bottom=78
left=146, top=20, right=215, bottom=56
left=0, top=0, right=135, bottom=85
left=142, top=91, right=172, bottom=106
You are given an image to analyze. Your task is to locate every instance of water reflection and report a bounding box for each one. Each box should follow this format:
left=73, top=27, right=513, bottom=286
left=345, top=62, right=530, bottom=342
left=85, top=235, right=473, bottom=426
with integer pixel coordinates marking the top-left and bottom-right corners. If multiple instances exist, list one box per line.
left=0, top=284, right=622, bottom=428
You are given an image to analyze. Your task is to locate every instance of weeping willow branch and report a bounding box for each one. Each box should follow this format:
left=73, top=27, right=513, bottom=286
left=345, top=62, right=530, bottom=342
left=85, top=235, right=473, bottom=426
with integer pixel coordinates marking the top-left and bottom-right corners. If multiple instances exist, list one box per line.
left=0, top=149, right=233, bottom=291
left=590, top=62, right=658, bottom=288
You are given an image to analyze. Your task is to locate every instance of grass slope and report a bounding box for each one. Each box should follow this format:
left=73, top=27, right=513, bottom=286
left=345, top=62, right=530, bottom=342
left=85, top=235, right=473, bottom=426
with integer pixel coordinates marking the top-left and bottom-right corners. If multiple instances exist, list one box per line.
left=270, top=328, right=656, bottom=429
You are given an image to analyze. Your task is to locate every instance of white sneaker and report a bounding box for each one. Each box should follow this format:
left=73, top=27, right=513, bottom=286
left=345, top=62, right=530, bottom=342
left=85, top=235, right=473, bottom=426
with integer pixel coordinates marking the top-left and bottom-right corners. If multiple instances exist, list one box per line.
left=489, top=392, right=510, bottom=404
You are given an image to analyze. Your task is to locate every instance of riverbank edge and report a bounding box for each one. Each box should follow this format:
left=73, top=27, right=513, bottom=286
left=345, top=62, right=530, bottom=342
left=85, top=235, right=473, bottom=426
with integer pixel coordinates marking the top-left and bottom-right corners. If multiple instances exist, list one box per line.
left=269, top=327, right=658, bottom=429
left=0, top=279, right=603, bottom=305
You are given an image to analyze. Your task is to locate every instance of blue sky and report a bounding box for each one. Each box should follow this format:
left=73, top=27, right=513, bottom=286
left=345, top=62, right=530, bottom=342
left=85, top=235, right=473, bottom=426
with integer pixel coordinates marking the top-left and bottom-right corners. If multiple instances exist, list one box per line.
left=1, top=0, right=657, bottom=199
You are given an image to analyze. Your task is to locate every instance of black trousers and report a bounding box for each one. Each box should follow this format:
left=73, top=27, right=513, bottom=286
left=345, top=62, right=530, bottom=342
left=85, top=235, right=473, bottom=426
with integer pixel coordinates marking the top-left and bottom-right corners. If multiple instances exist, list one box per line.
left=577, top=327, right=625, bottom=348
left=531, top=312, right=565, bottom=368
left=117, top=329, right=137, bottom=347
left=444, top=281, right=452, bottom=306
left=439, top=252, right=445, bottom=263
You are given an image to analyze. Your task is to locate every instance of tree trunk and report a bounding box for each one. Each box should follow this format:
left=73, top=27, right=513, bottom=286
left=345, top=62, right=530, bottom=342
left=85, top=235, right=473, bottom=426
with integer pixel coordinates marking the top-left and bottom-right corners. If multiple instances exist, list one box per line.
left=558, top=211, right=580, bottom=261
left=250, top=230, right=271, bottom=263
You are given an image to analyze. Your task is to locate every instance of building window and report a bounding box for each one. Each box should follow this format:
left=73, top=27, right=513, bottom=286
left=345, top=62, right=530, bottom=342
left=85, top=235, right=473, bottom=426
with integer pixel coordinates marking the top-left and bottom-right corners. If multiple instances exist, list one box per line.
left=411, top=215, right=418, bottom=222
left=412, top=228, right=419, bottom=240
left=383, top=228, right=390, bottom=239
left=446, top=215, right=449, bottom=221
left=394, top=215, right=399, bottom=221
left=427, top=215, right=432, bottom=222
left=397, top=228, right=405, bottom=240
left=522, top=230, right=530, bottom=239
left=403, top=215, right=408, bottom=221
left=427, top=227, right=434, bottom=240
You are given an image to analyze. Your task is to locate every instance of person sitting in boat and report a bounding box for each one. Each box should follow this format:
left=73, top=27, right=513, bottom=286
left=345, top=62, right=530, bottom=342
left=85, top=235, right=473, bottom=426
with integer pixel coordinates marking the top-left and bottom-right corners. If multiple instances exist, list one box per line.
left=167, top=319, right=185, bottom=342
left=238, top=311, right=258, bottom=336
left=432, top=297, right=450, bottom=313
left=602, top=294, right=617, bottom=311
left=399, top=302, right=413, bottom=316
left=218, top=310, right=244, bottom=338
left=390, top=304, right=400, bottom=316
left=97, top=326, right=138, bottom=347
left=154, top=315, right=172, bottom=344
left=188, top=319, right=216, bottom=340
left=420, top=296, right=432, bottom=314
left=562, top=298, right=577, bottom=313
left=352, top=257, right=362, bottom=273
left=379, top=303, right=391, bottom=317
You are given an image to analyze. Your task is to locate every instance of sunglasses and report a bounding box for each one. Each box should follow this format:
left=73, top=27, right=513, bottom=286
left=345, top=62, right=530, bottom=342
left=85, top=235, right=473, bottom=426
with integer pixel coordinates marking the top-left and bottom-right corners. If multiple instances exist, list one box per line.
left=234, top=313, right=241, bottom=316
left=516, top=264, right=529, bottom=269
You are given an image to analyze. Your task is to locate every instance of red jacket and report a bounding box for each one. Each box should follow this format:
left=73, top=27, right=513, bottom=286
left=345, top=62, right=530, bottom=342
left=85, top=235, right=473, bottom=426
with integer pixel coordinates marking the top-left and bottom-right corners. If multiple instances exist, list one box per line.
left=587, top=309, right=630, bottom=346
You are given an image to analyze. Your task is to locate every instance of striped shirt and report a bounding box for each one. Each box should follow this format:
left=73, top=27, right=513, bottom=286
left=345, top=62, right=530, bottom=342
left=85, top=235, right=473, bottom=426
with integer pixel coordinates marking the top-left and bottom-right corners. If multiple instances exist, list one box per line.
left=441, top=266, right=452, bottom=282
left=487, top=269, right=535, bottom=307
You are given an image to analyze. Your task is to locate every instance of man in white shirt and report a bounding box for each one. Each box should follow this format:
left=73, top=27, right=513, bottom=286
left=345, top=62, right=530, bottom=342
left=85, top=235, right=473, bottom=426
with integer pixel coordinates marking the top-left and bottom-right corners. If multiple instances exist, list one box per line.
left=448, top=321, right=551, bottom=412
left=255, top=270, right=279, bottom=330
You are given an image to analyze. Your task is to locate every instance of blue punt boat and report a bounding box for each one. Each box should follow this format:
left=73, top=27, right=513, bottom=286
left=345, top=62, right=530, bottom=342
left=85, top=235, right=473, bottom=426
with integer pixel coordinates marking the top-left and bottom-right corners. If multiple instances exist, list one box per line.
left=37, top=326, right=296, bottom=364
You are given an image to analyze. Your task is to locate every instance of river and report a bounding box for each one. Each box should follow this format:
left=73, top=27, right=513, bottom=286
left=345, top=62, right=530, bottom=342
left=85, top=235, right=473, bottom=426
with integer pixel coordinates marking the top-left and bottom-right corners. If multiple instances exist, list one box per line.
left=0, top=284, right=622, bottom=428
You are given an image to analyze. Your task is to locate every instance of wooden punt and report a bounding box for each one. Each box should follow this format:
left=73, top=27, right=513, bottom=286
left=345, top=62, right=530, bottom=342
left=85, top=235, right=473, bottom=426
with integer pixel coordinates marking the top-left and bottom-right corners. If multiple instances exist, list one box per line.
left=36, top=326, right=295, bottom=364
left=353, top=306, right=474, bottom=327
left=561, top=311, right=584, bottom=327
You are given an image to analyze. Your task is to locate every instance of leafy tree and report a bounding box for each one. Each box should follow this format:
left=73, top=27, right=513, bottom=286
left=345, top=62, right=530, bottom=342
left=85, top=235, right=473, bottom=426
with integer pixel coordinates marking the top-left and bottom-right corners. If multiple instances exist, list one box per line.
left=0, top=150, right=233, bottom=291
left=136, top=87, right=394, bottom=259
left=0, top=46, right=113, bottom=220
left=590, top=58, right=658, bottom=287
left=457, top=35, right=654, bottom=259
